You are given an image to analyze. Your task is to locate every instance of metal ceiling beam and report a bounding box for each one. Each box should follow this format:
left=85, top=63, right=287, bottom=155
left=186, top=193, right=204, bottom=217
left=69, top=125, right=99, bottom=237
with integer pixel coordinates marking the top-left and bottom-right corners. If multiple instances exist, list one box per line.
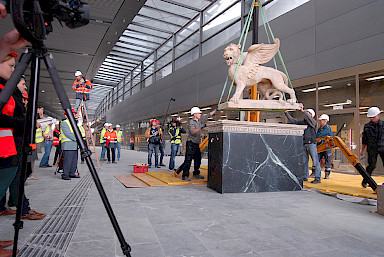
left=114, top=42, right=152, bottom=54
left=107, top=55, right=144, bottom=65
left=160, top=0, right=202, bottom=12
left=111, top=47, right=148, bottom=59
left=131, top=22, right=173, bottom=35
left=142, top=5, right=191, bottom=20
left=136, top=13, right=183, bottom=28
left=120, top=34, right=161, bottom=46
left=126, top=28, right=168, bottom=40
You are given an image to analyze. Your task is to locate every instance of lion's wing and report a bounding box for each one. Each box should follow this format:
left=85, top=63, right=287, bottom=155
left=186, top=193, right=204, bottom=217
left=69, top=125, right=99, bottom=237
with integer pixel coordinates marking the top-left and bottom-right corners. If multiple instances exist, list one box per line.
left=243, top=38, right=280, bottom=66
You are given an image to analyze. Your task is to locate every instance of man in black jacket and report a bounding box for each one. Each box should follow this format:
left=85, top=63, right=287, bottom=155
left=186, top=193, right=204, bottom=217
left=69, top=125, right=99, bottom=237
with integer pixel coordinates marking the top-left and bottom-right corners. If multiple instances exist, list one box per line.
left=285, top=104, right=321, bottom=183
left=360, top=107, right=384, bottom=188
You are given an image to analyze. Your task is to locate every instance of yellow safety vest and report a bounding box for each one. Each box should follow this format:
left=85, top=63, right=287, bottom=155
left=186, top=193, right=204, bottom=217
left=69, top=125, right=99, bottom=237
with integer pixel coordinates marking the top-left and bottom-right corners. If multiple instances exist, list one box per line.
left=100, top=128, right=106, bottom=143
left=169, top=127, right=181, bottom=144
left=60, top=119, right=73, bottom=144
left=116, top=131, right=122, bottom=143
left=79, top=125, right=86, bottom=138
left=35, top=128, right=44, bottom=143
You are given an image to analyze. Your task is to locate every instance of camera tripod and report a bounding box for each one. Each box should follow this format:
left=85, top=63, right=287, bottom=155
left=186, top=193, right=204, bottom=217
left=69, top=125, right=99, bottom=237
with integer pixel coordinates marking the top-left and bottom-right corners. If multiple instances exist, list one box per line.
left=0, top=1, right=131, bottom=257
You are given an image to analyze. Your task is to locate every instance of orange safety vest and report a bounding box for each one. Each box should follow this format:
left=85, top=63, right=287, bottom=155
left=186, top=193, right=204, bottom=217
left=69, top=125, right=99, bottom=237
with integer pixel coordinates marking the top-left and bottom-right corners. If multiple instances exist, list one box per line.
left=0, top=85, right=17, bottom=158
left=130, top=138, right=134, bottom=144
left=72, top=78, right=93, bottom=95
left=53, top=129, right=60, bottom=146
left=104, top=130, right=117, bottom=146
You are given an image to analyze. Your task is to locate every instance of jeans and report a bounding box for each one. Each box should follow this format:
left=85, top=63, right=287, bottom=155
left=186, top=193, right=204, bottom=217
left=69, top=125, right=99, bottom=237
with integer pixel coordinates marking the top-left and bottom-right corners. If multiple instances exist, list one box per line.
left=169, top=143, right=179, bottom=170
left=130, top=143, right=134, bottom=150
left=75, top=98, right=88, bottom=111
left=318, top=149, right=332, bottom=170
left=148, top=143, right=159, bottom=167
left=39, top=140, right=53, bottom=166
left=363, top=149, right=384, bottom=183
left=304, top=143, right=321, bottom=179
left=182, top=141, right=201, bottom=178
left=116, top=142, right=121, bottom=160
left=100, top=143, right=106, bottom=159
left=107, top=146, right=116, bottom=162
left=62, top=150, right=78, bottom=178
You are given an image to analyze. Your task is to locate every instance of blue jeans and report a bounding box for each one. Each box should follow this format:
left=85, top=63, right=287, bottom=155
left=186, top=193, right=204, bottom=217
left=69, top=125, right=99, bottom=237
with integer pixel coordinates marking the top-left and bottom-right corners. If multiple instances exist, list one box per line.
left=318, top=149, right=332, bottom=170
left=39, top=140, right=53, bottom=166
left=169, top=143, right=179, bottom=170
left=304, top=143, right=321, bottom=179
left=100, top=143, right=106, bottom=159
left=116, top=142, right=121, bottom=160
left=75, top=98, right=88, bottom=111
left=159, top=142, right=164, bottom=165
left=148, top=143, right=159, bottom=167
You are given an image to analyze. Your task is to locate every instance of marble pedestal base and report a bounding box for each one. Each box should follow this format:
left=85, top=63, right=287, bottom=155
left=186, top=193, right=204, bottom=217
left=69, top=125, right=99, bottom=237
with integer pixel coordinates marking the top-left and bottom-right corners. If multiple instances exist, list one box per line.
left=208, top=120, right=306, bottom=193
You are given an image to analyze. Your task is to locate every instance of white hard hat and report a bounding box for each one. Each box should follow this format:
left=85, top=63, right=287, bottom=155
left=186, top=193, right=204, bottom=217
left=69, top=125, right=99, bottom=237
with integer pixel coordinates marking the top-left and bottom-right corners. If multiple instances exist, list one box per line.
left=116, top=124, right=120, bottom=127
left=190, top=107, right=201, bottom=115
left=104, top=123, right=108, bottom=126
left=306, top=109, right=315, bottom=118
left=367, top=107, right=381, bottom=118
left=75, top=70, right=82, bottom=76
left=108, top=123, right=113, bottom=126
left=319, top=114, right=329, bottom=121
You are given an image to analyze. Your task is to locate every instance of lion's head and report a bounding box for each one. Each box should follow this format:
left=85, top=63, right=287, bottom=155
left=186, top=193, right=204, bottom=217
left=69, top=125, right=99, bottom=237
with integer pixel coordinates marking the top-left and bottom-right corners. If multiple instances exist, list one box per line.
left=223, top=43, right=241, bottom=66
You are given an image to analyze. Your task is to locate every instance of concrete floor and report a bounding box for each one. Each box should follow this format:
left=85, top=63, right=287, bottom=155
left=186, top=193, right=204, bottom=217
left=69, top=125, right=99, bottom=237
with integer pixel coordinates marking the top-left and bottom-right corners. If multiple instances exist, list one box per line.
left=1, top=147, right=384, bottom=257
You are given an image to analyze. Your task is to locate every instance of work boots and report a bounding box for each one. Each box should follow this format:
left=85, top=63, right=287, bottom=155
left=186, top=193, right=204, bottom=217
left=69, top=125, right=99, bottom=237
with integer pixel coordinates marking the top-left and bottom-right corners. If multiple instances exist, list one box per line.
left=324, top=170, right=330, bottom=179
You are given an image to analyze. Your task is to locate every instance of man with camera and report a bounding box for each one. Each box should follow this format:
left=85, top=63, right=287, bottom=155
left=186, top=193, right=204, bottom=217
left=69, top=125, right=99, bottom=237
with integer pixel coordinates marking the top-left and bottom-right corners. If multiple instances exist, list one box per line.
left=72, top=70, right=93, bottom=112
left=168, top=118, right=186, bottom=171
left=145, top=119, right=163, bottom=168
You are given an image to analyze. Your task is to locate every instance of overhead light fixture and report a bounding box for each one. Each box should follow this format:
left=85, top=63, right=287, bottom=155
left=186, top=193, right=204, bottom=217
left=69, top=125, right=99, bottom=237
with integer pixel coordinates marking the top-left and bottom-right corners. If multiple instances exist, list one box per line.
left=359, top=106, right=370, bottom=109
left=302, top=85, right=332, bottom=93
left=360, top=112, right=368, bottom=115
left=324, top=99, right=352, bottom=107
left=365, top=75, right=384, bottom=81
left=171, top=114, right=178, bottom=116
left=200, top=107, right=212, bottom=111
left=41, top=90, right=45, bottom=93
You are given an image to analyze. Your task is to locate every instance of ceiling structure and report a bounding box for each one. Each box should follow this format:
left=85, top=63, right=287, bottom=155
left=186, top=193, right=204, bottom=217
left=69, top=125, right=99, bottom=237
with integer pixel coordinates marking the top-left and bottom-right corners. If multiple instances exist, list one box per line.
left=0, top=0, right=218, bottom=119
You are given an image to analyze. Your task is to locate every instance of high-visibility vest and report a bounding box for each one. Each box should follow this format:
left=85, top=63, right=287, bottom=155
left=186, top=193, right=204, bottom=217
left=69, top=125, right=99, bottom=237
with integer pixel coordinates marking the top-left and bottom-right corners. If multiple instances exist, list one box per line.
left=130, top=138, right=134, bottom=144
left=169, top=127, right=182, bottom=144
left=104, top=130, right=117, bottom=146
left=72, top=78, right=93, bottom=93
left=53, top=129, right=60, bottom=146
left=100, top=128, right=106, bottom=143
left=60, top=119, right=74, bottom=144
left=35, top=128, right=44, bottom=143
left=43, top=125, right=52, bottom=140
left=0, top=85, right=17, bottom=158
left=79, top=125, right=86, bottom=138
left=116, top=131, right=122, bottom=143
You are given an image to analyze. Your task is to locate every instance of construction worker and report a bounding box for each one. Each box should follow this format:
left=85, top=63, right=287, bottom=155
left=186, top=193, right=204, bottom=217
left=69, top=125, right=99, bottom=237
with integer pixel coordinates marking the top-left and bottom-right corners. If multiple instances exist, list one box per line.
left=360, top=107, right=384, bottom=188
left=100, top=123, right=108, bottom=161
left=60, top=109, right=81, bottom=180
left=115, top=124, right=123, bottom=161
left=168, top=118, right=186, bottom=171
left=145, top=119, right=163, bottom=168
left=178, top=107, right=216, bottom=181
left=52, top=121, right=61, bottom=166
left=35, top=121, right=44, bottom=153
left=285, top=104, right=321, bottom=183
left=72, top=70, right=93, bottom=111
left=316, top=114, right=333, bottom=180
left=39, top=120, right=54, bottom=168
left=104, top=124, right=117, bottom=164
left=129, top=137, right=134, bottom=150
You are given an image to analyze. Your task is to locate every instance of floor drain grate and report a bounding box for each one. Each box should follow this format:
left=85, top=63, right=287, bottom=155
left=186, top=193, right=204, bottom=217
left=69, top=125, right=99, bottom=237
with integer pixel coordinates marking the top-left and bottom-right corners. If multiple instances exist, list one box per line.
left=18, top=172, right=94, bottom=257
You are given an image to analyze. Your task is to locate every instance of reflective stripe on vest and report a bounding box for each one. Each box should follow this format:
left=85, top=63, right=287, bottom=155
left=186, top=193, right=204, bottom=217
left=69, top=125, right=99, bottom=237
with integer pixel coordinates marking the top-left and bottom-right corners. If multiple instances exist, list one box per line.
left=60, top=119, right=73, bottom=144
left=117, top=131, right=122, bottom=142
left=0, top=84, right=17, bottom=158
left=100, top=128, right=106, bottom=143
left=79, top=125, right=86, bottom=138
left=35, top=128, right=44, bottom=143
left=130, top=138, right=134, bottom=144
left=53, top=129, right=60, bottom=146
left=169, top=128, right=182, bottom=144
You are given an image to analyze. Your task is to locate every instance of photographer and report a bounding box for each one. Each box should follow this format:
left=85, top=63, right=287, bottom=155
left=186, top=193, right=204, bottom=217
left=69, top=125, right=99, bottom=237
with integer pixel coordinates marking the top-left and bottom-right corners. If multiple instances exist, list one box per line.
left=145, top=119, right=163, bottom=168
left=168, top=118, right=186, bottom=171
left=72, top=70, right=93, bottom=111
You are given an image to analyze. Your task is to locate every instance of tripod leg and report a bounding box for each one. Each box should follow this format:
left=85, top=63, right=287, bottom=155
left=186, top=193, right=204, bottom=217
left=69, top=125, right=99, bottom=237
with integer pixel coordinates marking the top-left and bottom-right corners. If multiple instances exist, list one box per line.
left=42, top=52, right=132, bottom=256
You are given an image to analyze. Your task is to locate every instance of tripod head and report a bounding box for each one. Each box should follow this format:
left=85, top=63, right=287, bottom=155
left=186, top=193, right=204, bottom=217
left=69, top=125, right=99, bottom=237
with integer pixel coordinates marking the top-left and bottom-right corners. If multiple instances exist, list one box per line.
left=1, top=0, right=89, bottom=48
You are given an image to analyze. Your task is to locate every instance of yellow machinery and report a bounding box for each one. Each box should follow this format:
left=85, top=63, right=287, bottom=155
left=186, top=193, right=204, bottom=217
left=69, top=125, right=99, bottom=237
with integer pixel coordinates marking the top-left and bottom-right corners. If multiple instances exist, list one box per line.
left=317, top=136, right=377, bottom=191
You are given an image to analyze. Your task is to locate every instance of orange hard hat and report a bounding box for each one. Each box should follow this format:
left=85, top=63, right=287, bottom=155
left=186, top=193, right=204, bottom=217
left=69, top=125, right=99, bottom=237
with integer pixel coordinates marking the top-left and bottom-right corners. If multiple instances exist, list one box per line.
left=64, top=108, right=77, bottom=116
left=155, top=120, right=160, bottom=124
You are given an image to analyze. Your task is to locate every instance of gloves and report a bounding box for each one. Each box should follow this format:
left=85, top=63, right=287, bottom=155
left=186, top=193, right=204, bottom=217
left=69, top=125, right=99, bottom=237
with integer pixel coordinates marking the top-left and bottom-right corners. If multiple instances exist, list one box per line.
left=200, top=124, right=207, bottom=129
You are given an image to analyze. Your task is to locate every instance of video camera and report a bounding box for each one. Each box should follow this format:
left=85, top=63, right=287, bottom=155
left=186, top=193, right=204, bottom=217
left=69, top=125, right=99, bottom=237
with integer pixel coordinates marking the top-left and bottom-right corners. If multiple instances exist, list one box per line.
left=1, top=0, right=89, bottom=41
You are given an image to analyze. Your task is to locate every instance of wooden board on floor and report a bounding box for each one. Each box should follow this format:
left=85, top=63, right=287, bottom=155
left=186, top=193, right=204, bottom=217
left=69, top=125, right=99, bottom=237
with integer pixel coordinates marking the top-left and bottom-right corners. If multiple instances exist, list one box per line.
left=114, top=175, right=149, bottom=188
left=147, top=172, right=188, bottom=185
left=132, top=173, right=168, bottom=187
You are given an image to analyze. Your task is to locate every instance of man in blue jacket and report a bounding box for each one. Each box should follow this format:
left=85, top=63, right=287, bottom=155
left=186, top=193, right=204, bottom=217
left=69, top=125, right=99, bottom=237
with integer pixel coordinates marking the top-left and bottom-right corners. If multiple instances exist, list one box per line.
left=285, top=104, right=321, bottom=183
left=316, top=114, right=333, bottom=180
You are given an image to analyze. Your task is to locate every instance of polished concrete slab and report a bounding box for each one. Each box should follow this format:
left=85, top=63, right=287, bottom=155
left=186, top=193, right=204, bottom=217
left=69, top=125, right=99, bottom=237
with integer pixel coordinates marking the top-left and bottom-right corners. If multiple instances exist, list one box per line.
left=1, top=147, right=384, bottom=257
